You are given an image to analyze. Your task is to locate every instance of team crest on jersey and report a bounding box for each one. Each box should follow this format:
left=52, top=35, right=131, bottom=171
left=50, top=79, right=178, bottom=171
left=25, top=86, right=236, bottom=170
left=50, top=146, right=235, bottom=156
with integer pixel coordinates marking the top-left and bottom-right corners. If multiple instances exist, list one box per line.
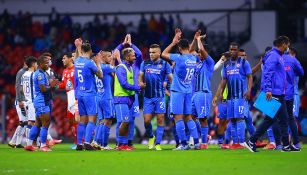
left=124, top=116, right=129, bottom=120
left=38, top=74, right=42, bottom=80
left=158, top=64, right=162, bottom=68
left=236, top=64, right=241, bottom=68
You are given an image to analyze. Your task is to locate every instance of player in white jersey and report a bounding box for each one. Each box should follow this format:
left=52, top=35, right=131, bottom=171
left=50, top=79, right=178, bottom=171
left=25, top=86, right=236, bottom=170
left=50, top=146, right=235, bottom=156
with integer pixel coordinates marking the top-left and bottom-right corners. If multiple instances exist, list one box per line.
left=20, top=56, right=38, bottom=146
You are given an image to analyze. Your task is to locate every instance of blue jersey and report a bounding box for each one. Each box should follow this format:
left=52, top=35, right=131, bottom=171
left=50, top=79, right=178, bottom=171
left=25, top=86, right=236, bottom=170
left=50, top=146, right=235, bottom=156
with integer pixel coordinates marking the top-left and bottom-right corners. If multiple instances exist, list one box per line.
left=170, top=54, right=197, bottom=93
left=294, top=76, right=299, bottom=95
left=33, top=69, right=51, bottom=106
left=194, top=55, right=215, bottom=92
left=74, top=57, right=99, bottom=97
left=140, top=59, right=172, bottom=98
left=101, top=64, right=115, bottom=100
left=222, top=57, right=252, bottom=100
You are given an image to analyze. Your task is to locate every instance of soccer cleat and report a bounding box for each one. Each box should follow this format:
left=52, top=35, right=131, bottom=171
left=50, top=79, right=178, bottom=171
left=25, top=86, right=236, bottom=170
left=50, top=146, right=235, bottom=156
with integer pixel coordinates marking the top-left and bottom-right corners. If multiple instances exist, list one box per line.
left=230, top=143, right=245, bottom=150
left=256, top=140, right=267, bottom=148
left=294, top=143, right=301, bottom=149
left=244, top=141, right=258, bottom=152
left=24, top=145, right=37, bottom=151
left=117, top=145, right=133, bottom=151
left=155, top=144, right=162, bottom=151
left=274, top=145, right=283, bottom=151
left=8, top=142, right=16, bottom=148
left=102, top=145, right=114, bottom=150
left=84, top=143, right=96, bottom=151
left=281, top=145, right=301, bottom=152
left=15, top=144, right=24, bottom=148
left=200, top=144, right=208, bottom=149
left=91, top=142, right=101, bottom=150
left=52, top=139, right=62, bottom=144
left=70, top=144, right=77, bottom=150
left=46, top=140, right=55, bottom=147
left=39, top=146, right=52, bottom=152
left=194, top=143, right=201, bottom=150
left=173, top=144, right=190, bottom=151
left=263, top=143, right=276, bottom=150
left=220, top=144, right=230, bottom=149
left=76, top=144, right=84, bottom=151
left=148, top=136, right=156, bottom=150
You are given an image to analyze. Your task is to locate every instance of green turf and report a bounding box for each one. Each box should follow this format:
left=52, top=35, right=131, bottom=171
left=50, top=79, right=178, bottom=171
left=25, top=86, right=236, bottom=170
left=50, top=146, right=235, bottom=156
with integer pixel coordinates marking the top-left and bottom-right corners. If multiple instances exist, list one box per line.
left=0, top=144, right=306, bottom=175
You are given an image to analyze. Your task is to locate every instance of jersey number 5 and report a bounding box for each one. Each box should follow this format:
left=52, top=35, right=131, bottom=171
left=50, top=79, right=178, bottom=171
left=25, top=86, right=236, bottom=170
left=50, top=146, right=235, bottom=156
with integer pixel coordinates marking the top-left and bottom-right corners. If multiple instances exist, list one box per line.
left=77, top=70, right=84, bottom=83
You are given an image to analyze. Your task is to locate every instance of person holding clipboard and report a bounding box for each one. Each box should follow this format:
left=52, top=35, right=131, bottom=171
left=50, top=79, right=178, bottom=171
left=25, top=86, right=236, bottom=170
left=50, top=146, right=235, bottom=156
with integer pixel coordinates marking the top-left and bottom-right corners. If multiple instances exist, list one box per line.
left=245, top=36, right=301, bottom=152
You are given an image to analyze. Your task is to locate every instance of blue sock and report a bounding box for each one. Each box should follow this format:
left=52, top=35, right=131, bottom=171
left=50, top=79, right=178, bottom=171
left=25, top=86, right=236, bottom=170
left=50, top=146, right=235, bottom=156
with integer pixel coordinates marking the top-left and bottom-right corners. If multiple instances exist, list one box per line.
left=29, top=125, right=39, bottom=141
left=116, top=122, right=121, bottom=143
left=118, top=136, right=128, bottom=145
left=97, top=124, right=103, bottom=145
left=93, top=125, right=99, bottom=141
left=237, top=120, right=245, bottom=143
left=267, top=127, right=275, bottom=143
left=85, top=122, right=95, bottom=143
left=40, top=127, right=48, bottom=144
left=245, top=114, right=255, bottom=135
left=175, top=120, right=187, bottom=146
left=77, top=123, right=85, bottom=145
left=155, top=126, right=164, bottom=145
left=128, top=120, right=135, bottom=141
left=217, top=134, right=224, bottom=144
left=231, top=121, right=238, bottom=143
left=103, top=125, right=111, bottom=147
left=225, top=123, right=231, bottom=144
left=172, top=125, right=179, bottom=145
left=195, top=120, right=202, bottom=137
left=187, top=120, right=199, bottom=144
left=201, top=126, right=209, bottom=144
left=145, top=122, right=154, bottom=138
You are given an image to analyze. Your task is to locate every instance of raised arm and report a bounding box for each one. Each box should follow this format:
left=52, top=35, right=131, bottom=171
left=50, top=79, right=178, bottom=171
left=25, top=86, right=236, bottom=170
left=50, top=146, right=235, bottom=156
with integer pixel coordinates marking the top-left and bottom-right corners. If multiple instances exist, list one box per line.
left=161, top=28, right=182, bottom=64
left=197, top=35, right=208, bottom=59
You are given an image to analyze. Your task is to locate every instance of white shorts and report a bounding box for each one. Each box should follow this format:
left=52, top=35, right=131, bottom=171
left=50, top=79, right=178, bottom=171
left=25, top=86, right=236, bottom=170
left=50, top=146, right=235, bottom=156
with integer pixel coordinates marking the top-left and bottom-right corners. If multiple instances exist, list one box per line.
left=67, top=90, right=77, bottom=114
left=25, top=101, right=36, bottom=121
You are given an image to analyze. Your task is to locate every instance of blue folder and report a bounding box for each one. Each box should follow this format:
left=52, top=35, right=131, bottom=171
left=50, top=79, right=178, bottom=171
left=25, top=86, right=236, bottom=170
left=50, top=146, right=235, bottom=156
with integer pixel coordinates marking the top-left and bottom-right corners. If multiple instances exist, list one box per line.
left=253, top=92, right=281, bottom=118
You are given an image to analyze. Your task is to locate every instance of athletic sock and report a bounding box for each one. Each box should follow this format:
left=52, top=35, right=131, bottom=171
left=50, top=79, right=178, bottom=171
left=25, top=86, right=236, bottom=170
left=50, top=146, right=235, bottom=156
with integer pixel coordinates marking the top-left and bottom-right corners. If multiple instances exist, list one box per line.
left=10, top=125, right=22, bottom=144
left=144, top=122, right=154, bottom=138
left=195, top=120, right=202, bottom=137
left=186, top=120, right=199, bottom=144
left=172, top=125, right=180, bottom=145
left=96, top=124, right=103, bottom=145
left=28, top=125, right=39, bottom=146
left=103, top=125, right=111, bottom=147
left=85, top=122, right=95, bottom=143
left=77, top=123, right=85, bottom=145
left=16, top=126, right=26, bottom=145
left=155, top=126, right=164, bottom=145
left=128, top=120, right=135, bottom=142
left=201, top=126, right=209, bottom=144
left=237, top=120, right=245, bottom=144
left=175, top=119, right=187, bottom=146
left=245, top=113, right=255, bottom=136
left=231, top=121, right=238, bottom=143
left=225, top=123, right=231, bottom=144
left=267, top=127, right=275, bottom=143
left=40, top=127, right=48, bottom=145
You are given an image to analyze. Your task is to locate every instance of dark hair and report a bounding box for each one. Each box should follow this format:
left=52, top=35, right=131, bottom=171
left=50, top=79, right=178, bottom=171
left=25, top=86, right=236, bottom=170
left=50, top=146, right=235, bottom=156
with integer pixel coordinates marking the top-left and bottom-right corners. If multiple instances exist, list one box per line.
left=25, top=56, right=37, bottom=67
left=230, top=42, right=239, bottom=48
left=37, top=55, right=47, bottom=66
left=177, top=39, right=189, bottom=49
left=289, top=47, right=297, bottom=56
left=149, top=44, right=161, bottom=49
left=265, top=46, right=272, bottom=52
left=122, top=48, right=134, bottom=60
left=91, top=53, right=98, bottom=60
left=41, top=52, right=52, bottom=57
left=273, top=36, right=290, bottom=47
left=63, top=52, right=73, bottom=58
left=239, top=49, right=245, bottom=52
left=81, top=41, right=92, bottom=53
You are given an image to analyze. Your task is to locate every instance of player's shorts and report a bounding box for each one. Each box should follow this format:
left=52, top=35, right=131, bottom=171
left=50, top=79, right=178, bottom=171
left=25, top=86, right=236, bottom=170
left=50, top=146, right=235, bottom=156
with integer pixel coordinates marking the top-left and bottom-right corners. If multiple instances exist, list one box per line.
left=131, top=94, right=140, bottom=117
left=97, top=96, right=115, bottom=120
left=170, top=91, right=193, bottom=115
left=218, top=100, right=227, bottom=119
left=244, top=100, right=250, bottom=118
left=25, top=101, right=36, bottom=121
left=191, top=91, right=212, bottom=118
left=293, top=94, right=300, bottom=118
left=143, top=97, right=166, bottom=114
left=115, top=103, right=133, bottom=123
left=227, top=98, right=245, bottom=119
left=78, top=95, right=98, bottom=116
left=34, top=103, right=50, bottom=117
left=15, top=101, right=26, bottom=122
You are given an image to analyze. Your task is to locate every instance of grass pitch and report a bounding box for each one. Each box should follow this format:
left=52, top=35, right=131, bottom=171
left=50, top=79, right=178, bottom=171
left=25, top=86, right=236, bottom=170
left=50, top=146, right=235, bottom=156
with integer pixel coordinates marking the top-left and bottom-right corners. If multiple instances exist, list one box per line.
left=0, top=144, right=306, bottom=175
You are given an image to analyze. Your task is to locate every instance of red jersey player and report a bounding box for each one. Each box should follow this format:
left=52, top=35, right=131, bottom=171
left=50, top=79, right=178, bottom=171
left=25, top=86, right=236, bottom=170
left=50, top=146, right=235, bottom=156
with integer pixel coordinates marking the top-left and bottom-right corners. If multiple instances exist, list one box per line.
left=59, top=52, right=79, bottom=149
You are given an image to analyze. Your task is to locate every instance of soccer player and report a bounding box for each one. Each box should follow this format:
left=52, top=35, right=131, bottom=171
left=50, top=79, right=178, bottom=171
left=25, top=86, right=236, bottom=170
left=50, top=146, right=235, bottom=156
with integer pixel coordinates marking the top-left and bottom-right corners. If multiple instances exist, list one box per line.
left=213, top=42, right=253, bottom=149
left=24, top=55, right=59, bottom=152
left=161, top=28, right=199, bottom=150
left=95, top=50, right=116, bottom=150
left=288, top=47, right=303, bottom=149
left=74, top=41, right=103, bottom=151
left=58, top=52, right=78, bottom=149
left=20, top=56, right=38, bottom=147
left=282, top=47, right=304, bottom=150
left=114, top=48, right=142, bottom=151
left=9, top=57, right=28, bottom=148
left=245, top=36, right=300, bottom=152
left=114, top=34, right=143, bottom=148
left=191, top=35, right=215, bottom=149
left=139, top=44, right=172, bottom=150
